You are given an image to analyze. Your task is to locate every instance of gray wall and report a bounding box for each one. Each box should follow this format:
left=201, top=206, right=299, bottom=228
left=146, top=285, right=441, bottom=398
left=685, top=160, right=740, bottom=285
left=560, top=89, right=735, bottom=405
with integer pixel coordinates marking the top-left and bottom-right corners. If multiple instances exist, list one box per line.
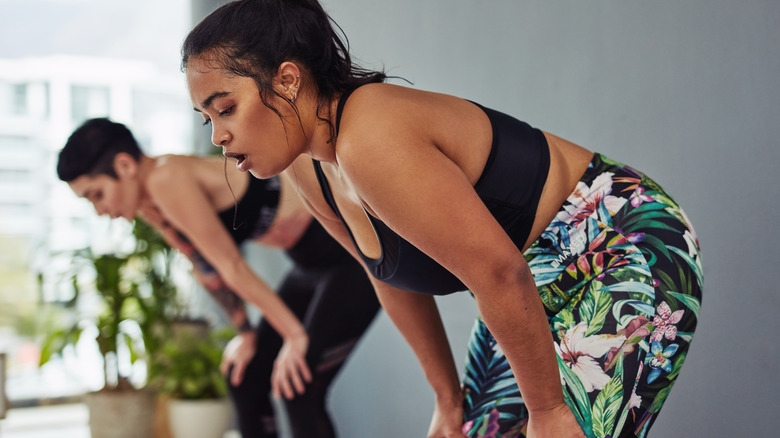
left=213, top=1, right=780, bottom=437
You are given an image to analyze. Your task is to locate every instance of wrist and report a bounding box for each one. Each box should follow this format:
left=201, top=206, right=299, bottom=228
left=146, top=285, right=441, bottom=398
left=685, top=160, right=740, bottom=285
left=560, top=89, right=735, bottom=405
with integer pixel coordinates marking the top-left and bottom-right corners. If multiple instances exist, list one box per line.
left=283, top=330, right=308, bottom=342
left=237, top=319, right=254, bottom=334
left=527, top=400, right=571, bottom=418
left=434, top=388, right=464, bottom=409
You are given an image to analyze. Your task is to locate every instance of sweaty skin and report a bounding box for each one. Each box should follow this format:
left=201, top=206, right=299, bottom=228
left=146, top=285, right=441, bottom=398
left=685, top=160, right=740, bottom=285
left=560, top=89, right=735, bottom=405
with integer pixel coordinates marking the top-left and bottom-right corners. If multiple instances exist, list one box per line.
left=68, top=153, right=315, bottom=397
left=187, top=56, right=591, bottom=438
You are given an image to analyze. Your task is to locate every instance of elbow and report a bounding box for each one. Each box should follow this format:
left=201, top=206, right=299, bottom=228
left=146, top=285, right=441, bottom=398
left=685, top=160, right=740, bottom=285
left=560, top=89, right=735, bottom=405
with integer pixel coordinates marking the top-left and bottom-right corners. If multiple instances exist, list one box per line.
left=214, top=256, right=249, bottom=296
left=467, top=257, right=538, bottom=314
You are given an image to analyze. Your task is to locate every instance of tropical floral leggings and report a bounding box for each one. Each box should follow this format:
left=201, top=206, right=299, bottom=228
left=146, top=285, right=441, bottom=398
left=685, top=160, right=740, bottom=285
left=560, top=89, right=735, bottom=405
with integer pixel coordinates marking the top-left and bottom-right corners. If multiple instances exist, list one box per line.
left=461, top=153, right=703, bottom=438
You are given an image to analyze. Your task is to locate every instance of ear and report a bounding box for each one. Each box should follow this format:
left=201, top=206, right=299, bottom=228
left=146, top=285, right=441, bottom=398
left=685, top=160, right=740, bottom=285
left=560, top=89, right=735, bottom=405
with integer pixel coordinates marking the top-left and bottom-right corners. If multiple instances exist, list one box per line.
left=274, top=61, right=302, bottom=102
left=113, top=153, right=138, bottom=179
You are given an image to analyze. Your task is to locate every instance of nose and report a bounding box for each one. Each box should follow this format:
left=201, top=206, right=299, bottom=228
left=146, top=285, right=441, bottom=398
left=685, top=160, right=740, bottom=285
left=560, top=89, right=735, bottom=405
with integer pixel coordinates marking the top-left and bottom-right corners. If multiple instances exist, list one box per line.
left=93, top=203, right=108, bottom=217
left=211, top=125, right=231, bottom=147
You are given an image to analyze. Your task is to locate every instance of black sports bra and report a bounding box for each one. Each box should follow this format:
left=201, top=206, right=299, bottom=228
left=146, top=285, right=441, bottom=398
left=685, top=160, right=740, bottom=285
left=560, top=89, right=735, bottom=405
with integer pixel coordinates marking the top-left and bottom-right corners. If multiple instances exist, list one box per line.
left=218, top=175, right=281, bottom=244
left=313, top=88, right=550, bottom=295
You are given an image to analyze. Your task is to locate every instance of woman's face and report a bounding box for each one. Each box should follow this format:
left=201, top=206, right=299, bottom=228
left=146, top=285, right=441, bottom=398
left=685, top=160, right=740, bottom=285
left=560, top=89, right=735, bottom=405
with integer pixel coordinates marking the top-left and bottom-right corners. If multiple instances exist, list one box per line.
left=186, top=56, right=301, bottom=179
left=68, top=172, right=140, bottom=221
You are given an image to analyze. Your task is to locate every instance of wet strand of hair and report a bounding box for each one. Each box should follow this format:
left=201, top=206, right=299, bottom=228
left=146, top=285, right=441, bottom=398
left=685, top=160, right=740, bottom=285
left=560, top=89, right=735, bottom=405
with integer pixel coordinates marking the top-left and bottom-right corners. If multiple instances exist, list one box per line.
left=223, top=155, right=244, bottom=231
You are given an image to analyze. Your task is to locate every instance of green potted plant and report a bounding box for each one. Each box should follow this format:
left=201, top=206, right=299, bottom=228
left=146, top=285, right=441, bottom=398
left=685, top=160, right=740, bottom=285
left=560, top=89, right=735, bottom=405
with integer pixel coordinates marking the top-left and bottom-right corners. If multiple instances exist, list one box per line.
left=38, top=219, right=180, bottom=438
left=150, top=325, right=236, bottom=438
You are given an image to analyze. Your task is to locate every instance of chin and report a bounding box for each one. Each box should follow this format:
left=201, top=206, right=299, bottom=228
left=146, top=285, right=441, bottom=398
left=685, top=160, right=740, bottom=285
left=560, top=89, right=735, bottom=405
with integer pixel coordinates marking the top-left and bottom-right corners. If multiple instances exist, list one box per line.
left=249, top=168, right=275, bottom=179
left=248, top=163, right=286, bottom=180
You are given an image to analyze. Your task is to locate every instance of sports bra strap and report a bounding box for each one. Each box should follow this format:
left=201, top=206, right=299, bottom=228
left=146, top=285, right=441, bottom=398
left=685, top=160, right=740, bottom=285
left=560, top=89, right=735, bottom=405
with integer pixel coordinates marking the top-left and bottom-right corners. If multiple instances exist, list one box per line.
left=335, top=87, right=360, bottom=136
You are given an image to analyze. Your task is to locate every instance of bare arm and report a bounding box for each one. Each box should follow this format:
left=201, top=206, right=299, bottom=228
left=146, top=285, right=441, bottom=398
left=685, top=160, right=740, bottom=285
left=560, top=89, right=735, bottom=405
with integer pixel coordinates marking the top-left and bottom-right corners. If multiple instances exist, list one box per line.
left=138, top=206, right=252, bottom=333
left=145, top=165, right=304, bottom=341
left=336, top=104, right=569, bottom=423
left=145, top=164, right=313, bottom=392
left=286, top=161, right=466, bottom=437
left=372, top=280, right=466, bottom=437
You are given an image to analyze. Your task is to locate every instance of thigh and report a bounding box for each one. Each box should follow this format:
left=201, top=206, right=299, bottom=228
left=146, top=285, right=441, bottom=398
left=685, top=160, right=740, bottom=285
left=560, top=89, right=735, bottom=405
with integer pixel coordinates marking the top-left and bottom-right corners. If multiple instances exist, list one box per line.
left=235, top=268, right=315, bottom=393
left=461, top=154, right=703, bottom=438
left=534, top=154, right=703, bottom=438
left=301, top=261, right=380, bottom=373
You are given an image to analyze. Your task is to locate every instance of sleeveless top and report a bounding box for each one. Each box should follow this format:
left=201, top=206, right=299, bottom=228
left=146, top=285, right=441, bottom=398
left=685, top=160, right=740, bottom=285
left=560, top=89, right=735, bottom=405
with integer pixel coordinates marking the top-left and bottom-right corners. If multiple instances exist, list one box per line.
left=313, top=88, right=550, bottom=295
left=218, top=175, right=281, bottom=244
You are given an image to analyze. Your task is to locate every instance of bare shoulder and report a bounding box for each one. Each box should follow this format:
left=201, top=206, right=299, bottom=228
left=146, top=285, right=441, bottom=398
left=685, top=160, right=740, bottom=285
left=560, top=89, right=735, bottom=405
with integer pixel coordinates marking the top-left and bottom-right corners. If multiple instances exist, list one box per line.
left=145, top=155, right=211, bottom=202
left=335, top=84, right=432, bottom=165
left=336, top=83, right=489, bottom=181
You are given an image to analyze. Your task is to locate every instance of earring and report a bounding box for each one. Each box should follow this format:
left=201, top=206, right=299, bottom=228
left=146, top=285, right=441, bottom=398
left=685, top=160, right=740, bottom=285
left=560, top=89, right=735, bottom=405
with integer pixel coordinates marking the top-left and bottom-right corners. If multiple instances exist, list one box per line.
left=291, top=75, right=300, bottom=103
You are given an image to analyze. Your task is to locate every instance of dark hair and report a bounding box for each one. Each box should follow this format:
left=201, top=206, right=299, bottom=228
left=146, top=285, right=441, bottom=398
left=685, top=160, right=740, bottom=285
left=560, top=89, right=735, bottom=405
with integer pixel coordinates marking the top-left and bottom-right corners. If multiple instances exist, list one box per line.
left=181, top=0, right=387, bottom=137
left=57, top=118, right=143, bottom=182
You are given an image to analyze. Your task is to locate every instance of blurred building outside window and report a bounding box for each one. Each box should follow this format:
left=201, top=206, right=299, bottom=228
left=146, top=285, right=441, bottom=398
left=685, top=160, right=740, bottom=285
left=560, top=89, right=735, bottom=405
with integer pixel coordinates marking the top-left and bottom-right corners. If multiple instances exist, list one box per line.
left=0, top=53, right=194, bottom=406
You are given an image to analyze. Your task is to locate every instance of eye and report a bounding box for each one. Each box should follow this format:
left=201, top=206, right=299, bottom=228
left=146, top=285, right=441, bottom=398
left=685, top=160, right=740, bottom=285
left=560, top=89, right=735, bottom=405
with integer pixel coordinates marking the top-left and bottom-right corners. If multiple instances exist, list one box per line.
left=218, top=106, right=234, bottom=117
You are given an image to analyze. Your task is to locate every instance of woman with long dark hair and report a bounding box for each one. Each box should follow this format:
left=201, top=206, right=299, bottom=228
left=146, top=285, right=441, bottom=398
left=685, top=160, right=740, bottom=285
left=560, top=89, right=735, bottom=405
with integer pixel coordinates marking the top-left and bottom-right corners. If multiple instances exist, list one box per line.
left=182, top=1, right=703, bottom=436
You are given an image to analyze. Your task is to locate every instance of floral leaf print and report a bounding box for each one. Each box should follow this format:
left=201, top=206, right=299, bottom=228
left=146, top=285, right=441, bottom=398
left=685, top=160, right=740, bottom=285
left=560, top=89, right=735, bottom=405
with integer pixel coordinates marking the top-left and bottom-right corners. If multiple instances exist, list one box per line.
left=609, top=265, right=652, bottom=289
left=557, top=353, right=596, bottom=437
left=668, top=246, right=704, bottom=288
left=601, top=281, right=656, bottom=301
left=666, top=291, right=701, bottom=319
left=651, top=302, right=684, bottom=342
left=537, top=278, right=589, bottom=314
left=556, top=322, right=626, bottom=393
left=462, top=420, right=474, bottom=435
left=558, top=173, right=627, bottom=229
left=605, top=316, right=651, bottom=371
left=645, top=341, right=679, bottom=383
left=581, top=284, right=613, bottom=337
left=612, top=299, right=655, bottom=321
left=476, top=407, right=501, bottom=437
left=463, top=319, right=524, bottom=432
left=666, top=351, right=688, bottom=381
left=629, top=186, right=654, bottom=207
left=552, top=307, right=576, bottom=333
left=636, top=232, right=673, bottom=262
left=592, top=374, right=624, bottom=438
left=648, top=384, right=672, bottom=415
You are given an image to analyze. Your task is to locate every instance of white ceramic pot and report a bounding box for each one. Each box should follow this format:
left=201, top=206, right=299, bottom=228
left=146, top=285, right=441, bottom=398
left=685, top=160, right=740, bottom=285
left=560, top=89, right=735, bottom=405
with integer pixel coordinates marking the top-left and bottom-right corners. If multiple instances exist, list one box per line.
left=167, top=397, right=233, bottom=438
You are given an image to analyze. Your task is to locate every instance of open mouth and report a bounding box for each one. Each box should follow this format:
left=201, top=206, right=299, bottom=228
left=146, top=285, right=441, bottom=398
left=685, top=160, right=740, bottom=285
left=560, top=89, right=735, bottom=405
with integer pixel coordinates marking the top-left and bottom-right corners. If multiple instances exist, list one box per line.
left=225, top=152, right=247, bottom=166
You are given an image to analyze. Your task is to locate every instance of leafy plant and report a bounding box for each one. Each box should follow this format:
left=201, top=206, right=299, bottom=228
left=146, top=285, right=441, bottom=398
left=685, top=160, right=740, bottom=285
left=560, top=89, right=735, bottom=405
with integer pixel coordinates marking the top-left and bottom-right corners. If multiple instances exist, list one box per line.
left=150, top=325, right=235, bottom=400
left=38, top=219, right=180, bottom=391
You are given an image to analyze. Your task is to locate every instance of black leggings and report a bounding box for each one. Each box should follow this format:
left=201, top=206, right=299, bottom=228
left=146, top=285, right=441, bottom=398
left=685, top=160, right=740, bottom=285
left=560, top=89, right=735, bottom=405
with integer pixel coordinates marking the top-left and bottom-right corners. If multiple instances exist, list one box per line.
left=228, top=221, right=380, bottom=438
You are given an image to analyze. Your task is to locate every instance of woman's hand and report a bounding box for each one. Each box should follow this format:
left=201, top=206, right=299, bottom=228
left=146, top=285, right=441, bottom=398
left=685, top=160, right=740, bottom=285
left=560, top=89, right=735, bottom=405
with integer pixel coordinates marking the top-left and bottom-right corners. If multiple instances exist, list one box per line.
left=271, top=332, right=312, bottom=400
left=220, top=331, right=257, bottom=386
left=526, top=402, right=586, bottom=438
left=427, top=396, right=467, bottom=438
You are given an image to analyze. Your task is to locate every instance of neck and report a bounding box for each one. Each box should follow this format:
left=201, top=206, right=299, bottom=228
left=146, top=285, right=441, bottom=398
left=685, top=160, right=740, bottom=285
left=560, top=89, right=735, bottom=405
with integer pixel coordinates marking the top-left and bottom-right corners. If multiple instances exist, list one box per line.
left=134, top=154, right=157, bottom=207
left=300, top=95, right=341, bottom=164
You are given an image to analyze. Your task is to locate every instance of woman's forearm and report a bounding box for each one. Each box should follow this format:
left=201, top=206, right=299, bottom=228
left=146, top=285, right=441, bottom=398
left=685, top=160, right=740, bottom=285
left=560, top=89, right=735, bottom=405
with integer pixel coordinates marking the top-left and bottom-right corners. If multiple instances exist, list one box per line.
left=156, top=226, right=254, bottom=332
left=472, top=262, right=564, bottom=413
left=220, top=261, right=306, bottom=341
left=193, top=271, right=253, bottom=332
left=374, top=282, right=462, bottom=404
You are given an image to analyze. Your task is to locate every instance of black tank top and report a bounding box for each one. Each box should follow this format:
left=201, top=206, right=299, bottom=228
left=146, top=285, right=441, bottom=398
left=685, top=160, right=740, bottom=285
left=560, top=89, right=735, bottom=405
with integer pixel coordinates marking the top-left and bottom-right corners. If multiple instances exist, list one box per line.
left=218, top=175, right=281, bottom=244
left=313, top=89, right=550, bottom=295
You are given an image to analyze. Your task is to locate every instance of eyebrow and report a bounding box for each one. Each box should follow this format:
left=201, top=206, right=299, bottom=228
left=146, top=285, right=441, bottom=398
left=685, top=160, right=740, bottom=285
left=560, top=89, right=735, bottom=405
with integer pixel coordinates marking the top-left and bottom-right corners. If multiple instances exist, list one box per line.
left=195, top=91, right=230, bottom=112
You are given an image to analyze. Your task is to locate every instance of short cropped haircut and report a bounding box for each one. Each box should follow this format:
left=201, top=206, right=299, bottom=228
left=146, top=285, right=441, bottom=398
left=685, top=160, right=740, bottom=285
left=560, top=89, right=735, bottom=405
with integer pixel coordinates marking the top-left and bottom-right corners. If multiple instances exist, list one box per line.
left=57, top=118, right=142, bottom=182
